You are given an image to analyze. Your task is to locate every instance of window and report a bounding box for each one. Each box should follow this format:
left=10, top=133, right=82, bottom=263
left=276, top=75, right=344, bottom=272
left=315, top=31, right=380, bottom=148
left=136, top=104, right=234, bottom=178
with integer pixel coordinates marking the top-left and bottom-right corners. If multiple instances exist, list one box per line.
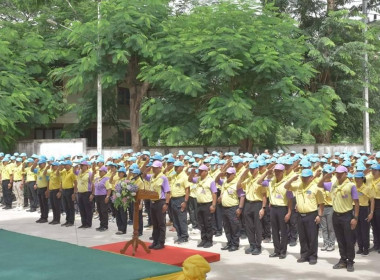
left=118, top=129, right=131, bottom=146
left=82, top=128, right=97, bottom=147
left=34, top=128, right=63, bottom=139
left=118, top=87, right=130, bottom=105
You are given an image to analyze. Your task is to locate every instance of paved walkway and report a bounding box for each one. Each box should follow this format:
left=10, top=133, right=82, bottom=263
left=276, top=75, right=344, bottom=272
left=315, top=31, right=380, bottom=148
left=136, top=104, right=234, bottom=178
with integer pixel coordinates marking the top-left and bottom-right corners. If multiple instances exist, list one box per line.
left=0, top=207, right=379, bottom=279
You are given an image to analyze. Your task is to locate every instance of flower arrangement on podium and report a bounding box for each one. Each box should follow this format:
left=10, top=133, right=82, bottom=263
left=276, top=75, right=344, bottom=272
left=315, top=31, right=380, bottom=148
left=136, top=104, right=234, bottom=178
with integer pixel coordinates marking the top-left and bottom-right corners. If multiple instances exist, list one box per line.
left=112, top=179, right=139, bottom=211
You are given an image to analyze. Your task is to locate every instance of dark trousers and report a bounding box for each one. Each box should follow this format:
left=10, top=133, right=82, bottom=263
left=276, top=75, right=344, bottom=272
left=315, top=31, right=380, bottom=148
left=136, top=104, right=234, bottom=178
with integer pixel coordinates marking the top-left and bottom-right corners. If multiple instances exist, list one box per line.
left=188, top=196, right=198, bottom=228
left=62, top=188, right=75, bottom=223
left=298, top=211, right=318, bottom=261
left=261, top=205, right=271, bottom=239
left=288, top=198, right=298, bottom=243
left=95, top=195, right=109, bottom=229
left=244, top=201, right=263, bottom=248
left=171, top=196, right=189, bottom=240
left=197, top=202, right=213, bottom=242
left=49, top=189, right=61, bottom=222
left=223, top=205, right=241, bottom=247
left=23, top=183, right=29, bottom=206
left=37, top=187, right=49, bottom=219
left=151, top=200, right=166, bottom=245
left=212, top=203, right=223, bottom=234
left=333, top=211, right=355, bottom=263
left=355, top=206, right=370, bottom=250
left=144, top=199, right=152, bottom=225
left=116, top=205, right=128, bottom=233
left=26, top=181, right=38, bottom=209
left=2, top=180, right=12, bottom=207
left=78, top=192, right=93, bottom=227
left=130, top=202, right=143, bottom=234
left=372, top=203, right=380, bottom=249
left=271, top=206, right=288, bottom=255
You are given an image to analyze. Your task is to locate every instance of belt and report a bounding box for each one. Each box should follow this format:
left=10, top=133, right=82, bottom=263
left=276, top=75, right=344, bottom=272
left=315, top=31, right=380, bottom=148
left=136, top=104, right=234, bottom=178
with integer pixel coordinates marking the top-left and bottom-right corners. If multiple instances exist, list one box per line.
left=246, top=200, right=262, bottom=204
left=299, top=210, right=318, bottom=217
left=171, top=196, right=185, bottom=200
left=151, top=199, right=165, bottom=204
left=324, top=205, right=332, bottom=208
left=334, top=210, right=352, bottom=216
left=198, top=202, right=212, bottom=205
left=14, top=180, right=22, bottom=183
left=271, top=205, right=287, bottom=208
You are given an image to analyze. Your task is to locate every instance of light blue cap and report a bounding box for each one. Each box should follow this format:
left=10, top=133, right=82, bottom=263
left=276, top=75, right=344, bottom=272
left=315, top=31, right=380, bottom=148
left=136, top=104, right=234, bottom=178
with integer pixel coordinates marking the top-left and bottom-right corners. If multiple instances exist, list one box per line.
left=203, top=158, right=211, bottom=163
left=334, top=152, right=340, bottom=156
left=16, top=157, right=22, bottom=162
left=20, top=153, right=27, bottom=157
left=129, top=163, right=139, bottom=170
left=2, top=158, right=10, bottom=162
left=372, top=164, right=380, bottom=170
left=354, top=172, right=365, bottom=178
left=26, top=158, right=34, bottom=163
left=174, top=160, right=184, bottom=167
left=376, top=152, right=380, bottom=158
left=188, top=158, right=195, bottom=163
left=347, top=172, right=354, bottom=178
left=167, top=157, right=176, bottom=163
left=127, top=157, right=137, bottom=162
left=320, top=158, right=327, bottom=163
left=178, top=150, right=185, bottom=156
left=219, top=160, right=226, bottom=165
left=51, top=162, right=60, bottom=166
left=232, top=157, right=243, bottom=164
left=331, top=159, right=339, bottom=164
left=301, top=169, right=313, bottom=177
left=142, top=151, right=151, bottom=156
left=132, top=168, right=141, bottom=174
left=342, top=161, right=351, bottom=167
left=258, top=161, right=266, bottom=167
left=152, top=155, right=162, bottom=161
left=0, top=152, right=4, bottom=157
left=14, top=152, right=19, bottom=156
left=184, top=155, right=190, bottom=161
left=192, top=162, right=199, bottom=168
left=96, top=158, right=105, bottom=163
left=300, top=161, right=311, bottom=168
left=118, top=167, right=127, bottom=173
left=38, top=159, right=47, bottom=164
left=10, top=156, right=16, bottom=160
left=249, top=162, right=259, bottom=169
left=64, top=160, right=73, bottom=166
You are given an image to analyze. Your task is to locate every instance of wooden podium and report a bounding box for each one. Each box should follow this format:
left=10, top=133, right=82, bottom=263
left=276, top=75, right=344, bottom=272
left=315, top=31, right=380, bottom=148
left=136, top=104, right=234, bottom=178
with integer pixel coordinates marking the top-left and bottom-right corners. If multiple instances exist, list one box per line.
left=120, top=189, right=159, bottom=256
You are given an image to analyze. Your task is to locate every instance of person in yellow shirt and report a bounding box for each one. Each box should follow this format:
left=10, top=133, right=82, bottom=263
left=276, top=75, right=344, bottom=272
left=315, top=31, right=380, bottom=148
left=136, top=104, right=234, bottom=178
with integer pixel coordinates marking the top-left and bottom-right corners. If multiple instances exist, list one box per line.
left=237, top=162, right=267, bottom=255
left=258, top=164, right=293, bottom=259
left=23, top=158, right=38, bottom=212
left=12, top=158, right=24, bottom=210
left=32, top=158, right=50, bottom=223
left=1, top=158, right=13, bottom=209
left=216, top=167, right=245, bottom=252
left=188, top=164, right=217, bottom=249
left=318, top=165, right=359, bottom=272
left=285, top=169, right=324, bottom=265
left=367, top=163, right=380, bottom=253
left=60, top=160, right=77, bottom=227
left=76, top=161, right=94, bottom=228
left=210, top=159, right=223, bottom=237
left=48, top=162, right=62, bottom=225
left=353, top=172, right=374, bottom=256
left=170, top=161, right=190, bottom=244
left=128, top=167, right=145, bottom=236
left=112, top=167, right=128, bottom=235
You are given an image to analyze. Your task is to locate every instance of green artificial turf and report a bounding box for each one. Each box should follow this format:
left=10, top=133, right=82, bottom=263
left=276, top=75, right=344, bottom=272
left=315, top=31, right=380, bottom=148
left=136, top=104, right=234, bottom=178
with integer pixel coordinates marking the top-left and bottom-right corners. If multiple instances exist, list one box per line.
left=0, top=229, right=181, bottom=280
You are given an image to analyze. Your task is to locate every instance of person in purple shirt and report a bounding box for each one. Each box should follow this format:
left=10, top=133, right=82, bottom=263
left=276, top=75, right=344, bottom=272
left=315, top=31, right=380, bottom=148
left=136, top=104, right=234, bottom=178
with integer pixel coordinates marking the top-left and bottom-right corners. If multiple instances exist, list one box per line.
left=142, top=160, right=171, bottom=250
left=94, top=166, right=111, bottom=232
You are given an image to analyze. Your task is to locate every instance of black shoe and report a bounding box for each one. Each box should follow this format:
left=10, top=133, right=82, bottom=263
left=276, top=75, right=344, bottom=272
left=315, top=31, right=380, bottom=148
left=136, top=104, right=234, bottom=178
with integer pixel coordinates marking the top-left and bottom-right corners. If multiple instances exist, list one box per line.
left=333, top=261, right=347, bottom=269
left=245, top=247, right=253, bottom=254
left=251, top=248, right=261, bottom=255
left=144, top=224, right=152, bottom=228
left=149, top=236, right=153, bottom=240
left=66, top=223, right=74, bottom=227
left=50, top=221, right=60, bottom=225
left=228, top=246, right=239, bottom=252
left=85, top=225, right=91, bottom=228
left=97, top=227, right=108, bottom=232
left=3, top=206, right=12, bottom=210
left=78, top=225, right=86, bottom=229
left=309, top=259, right=317, bottom=265
left=35, top=219, right=42, bottom=223
left=153, top=244, right=165, bottom=250
left=148, top=243, right=157, bottom=249
left=178, top=238, right=188, bottom=244
left=139, top=233, right=143, bottom=236
left=279, top=254, right=286, bottom=259
left=240, top=233, right=247, bottom=239
left=221, top=245, right=231, bottom=251
left=215, top=231, right=222, bottom=237
left=115, top=231, right=126, bottom=235
left=356, top=249, right=363, bottom=254
left=369, top=246, right=378, bottom=252
left=127, top=220, right=133, bottom=225
left=347, top=262, right=354, bottom=272
left=39, top=219, right=48, bottom=223
left=297, top=258, right=308, bottom=263
left=61, top=222, right=68, bottom=227
left=203, top=241, right=213, bottom=248
left=197, top=240, right=206, bottom=248
left=289, top=240, right=297, bottom=247
left=95, top=227, right=102, bottom=231
left=269, top=252, right=280, bottom=258
left=362, top=249, right=369, bottom=256
left=48, top=221, right=54, bottom=224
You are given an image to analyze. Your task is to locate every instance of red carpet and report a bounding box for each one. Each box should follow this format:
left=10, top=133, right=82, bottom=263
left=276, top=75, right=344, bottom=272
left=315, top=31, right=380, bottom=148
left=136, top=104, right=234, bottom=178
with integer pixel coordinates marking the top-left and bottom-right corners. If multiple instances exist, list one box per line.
left=92, top=241, right=220, bottom=267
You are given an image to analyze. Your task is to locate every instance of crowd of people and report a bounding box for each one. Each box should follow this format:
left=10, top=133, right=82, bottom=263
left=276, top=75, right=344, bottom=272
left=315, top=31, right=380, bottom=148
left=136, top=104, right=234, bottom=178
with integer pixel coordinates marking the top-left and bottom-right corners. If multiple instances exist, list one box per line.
left=1, top=148, right=380, bottom=273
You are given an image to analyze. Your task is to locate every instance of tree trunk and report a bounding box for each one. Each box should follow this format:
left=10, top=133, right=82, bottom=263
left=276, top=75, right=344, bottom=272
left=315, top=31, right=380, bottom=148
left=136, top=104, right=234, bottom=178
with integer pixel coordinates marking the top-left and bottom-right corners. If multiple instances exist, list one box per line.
left=327, top=0, right=334, bottom=12
left=311, top=130, right=332, bottom=144
left=126, top=55, right=149, bottom=151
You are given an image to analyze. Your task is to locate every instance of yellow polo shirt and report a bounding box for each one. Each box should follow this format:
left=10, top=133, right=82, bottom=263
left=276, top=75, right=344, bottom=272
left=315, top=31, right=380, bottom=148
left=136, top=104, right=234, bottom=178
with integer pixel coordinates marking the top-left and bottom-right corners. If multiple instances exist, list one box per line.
left=220, top=177, right=241, bottom=207
left=209, top=169, right=220, bottom=180
left=267, top=177, right=290, bottom=206
left=13, top=164, right=23, bottom=181
left=61, top=169, right=76, bottom=189
left=356, top=183, right=374, bottom=207
left=195, top=176, right=215, bottom=203
left=170, top=171, right=188, bottom=198
left=242, top=174, right=266, bottom=202
left=290, top=182, right=324, bottom=213
left=367, top=175, right=380, bottom=199
left=1, top=164, right=13, bottom=180
left=25, top=167, right=37, bottom=182
left=36, top=167, right=50, bottom=188
left=49, top=170, right=61, bottom=190
left=77, top=170, right=91, bottom=193
left=331, top=178, right=356, bottom=213
left=149, top=172, right=166, bottom=200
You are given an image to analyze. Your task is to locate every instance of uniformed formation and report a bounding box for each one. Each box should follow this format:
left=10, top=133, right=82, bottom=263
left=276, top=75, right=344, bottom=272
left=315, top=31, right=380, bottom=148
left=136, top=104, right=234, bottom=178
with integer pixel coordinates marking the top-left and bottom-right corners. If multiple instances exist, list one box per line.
left=1, top=149, right=380, bottom=273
